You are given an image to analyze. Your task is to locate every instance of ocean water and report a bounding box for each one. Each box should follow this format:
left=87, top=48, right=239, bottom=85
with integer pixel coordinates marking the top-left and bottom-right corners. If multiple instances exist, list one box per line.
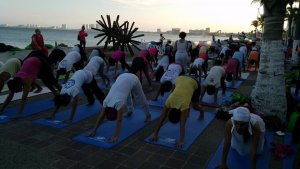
left=0, top=27, right=229, bottom=49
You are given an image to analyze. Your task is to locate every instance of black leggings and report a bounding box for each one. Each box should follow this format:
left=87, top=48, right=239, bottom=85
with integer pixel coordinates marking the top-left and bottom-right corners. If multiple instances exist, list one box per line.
left=82, top=78, right=105, bottom=104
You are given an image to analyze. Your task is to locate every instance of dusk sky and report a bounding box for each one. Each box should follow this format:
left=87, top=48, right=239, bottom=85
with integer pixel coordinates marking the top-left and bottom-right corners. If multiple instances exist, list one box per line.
left=1, top=0, right=262, bottom=33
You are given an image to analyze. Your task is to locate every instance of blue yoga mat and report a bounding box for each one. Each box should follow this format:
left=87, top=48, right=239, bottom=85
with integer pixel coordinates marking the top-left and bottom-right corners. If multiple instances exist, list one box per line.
left=148, top=91, right=171, bottom=108
left=0, top=99, right=54, bottom=123
left=33, top=101, right=102, bottom=129
left=206, top=132, right=274, bottom=169
left=226, top=80, right=243, bottom=89
left=283, top=133, right=298, bottom=169
left=291, top=88, right=300, bottom=101
left=73, top=107, right=161, bottom=149
left=201, top=90, right=232, bottom=107
left=144, top=110, right=216, bottom=151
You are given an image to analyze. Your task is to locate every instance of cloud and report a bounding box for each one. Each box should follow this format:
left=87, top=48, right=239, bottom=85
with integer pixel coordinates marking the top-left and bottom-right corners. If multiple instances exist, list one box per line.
left=112, top=0, right=165, bottom=6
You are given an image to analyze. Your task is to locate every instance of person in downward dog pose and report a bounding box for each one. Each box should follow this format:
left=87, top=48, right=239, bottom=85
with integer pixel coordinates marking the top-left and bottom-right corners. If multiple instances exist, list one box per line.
left=49, top=56, right=106, bottom=123
left=149, top=76, right=204, bottom=148
left=85, top=73, right=151, bottom=142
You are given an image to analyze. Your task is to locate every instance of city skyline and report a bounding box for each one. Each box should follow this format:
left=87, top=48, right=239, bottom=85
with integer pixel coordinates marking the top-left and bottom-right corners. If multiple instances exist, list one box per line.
left=1, top=0, right=262, bottom=33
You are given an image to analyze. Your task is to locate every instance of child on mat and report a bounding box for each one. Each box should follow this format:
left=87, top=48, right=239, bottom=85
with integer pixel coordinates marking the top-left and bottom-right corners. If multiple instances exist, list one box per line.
left=56, top=45, right=87, bottom=83
left=85, top=73, right=151, bottom=142
left=200, top=65, right=226, bottom=105
left=224, top=58, right=240, bottom=87
left=149, top=76, right=204, bottom=148
left=0, top=51, right=61, bottom=118
left=153, top=63, right=184, bottom=101
left=0, top=58, right=22, bottom=92
left=219, top=107, right=266, bottom=169
left=130, top=50, right=153, bottom=88
left=49, top=56, right=106, bottom=123
left=107, top=50, right=130, bottom=75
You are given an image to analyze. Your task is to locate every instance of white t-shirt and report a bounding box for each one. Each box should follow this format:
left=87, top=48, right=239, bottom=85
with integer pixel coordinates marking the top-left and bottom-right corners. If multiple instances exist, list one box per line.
left=204, top=66, right=225, bottom=88
left=103, top=73, right=147, bottom=111
left=88, top=49, right=100, bottom=60
left=58, top=51, right=81, bottom=71
left=156, top=55, right=169, bottom=71
left=220, top=46, right=229, bottom=56
left=71, top=46, right=80, bottom=53
left=191, top=58, right=204, bottom=67
left=160, top=63, right=182, bottom=84
left=60, top=69, right=93, bottom=97
left=239, top=46, right=248, bottom=58
left=84, top=56, right=104, bottom=76
left=231, top=113, right=266, bottom=155
left=232, top=51, right=244, bottom=65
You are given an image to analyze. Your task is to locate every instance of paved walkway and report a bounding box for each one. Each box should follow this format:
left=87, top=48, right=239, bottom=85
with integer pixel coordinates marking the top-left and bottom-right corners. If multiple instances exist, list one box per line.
left=0, top=68, right=285, bottom=169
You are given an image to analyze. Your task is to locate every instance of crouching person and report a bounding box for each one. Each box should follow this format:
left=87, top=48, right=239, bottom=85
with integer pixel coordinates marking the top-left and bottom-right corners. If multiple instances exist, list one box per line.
left=219, top=107, right=265, bottom=169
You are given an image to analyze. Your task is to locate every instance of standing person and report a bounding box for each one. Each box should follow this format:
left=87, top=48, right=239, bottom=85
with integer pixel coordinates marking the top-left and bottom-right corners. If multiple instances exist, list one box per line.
left=31, top=29, right=48, bottom=56
left=159, top=33, right=165, bottom=47
left=78, top=25, right=88, bottom=50
left=0, top=51, right=61, bottom=118
left=85, top=73, right=151, bottom=141
left=173, top=32, right=189, bottom=70
left=219, top=107, right=266, bottom=169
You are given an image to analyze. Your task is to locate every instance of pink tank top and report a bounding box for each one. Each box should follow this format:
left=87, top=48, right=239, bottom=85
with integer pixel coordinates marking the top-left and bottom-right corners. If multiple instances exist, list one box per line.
left=149, top=47, right=158, bottom=56
left=139, top=50, right=149, bottom=64
left=111, top=50, right=124, bottom=62
left=16, top=57, right=42, bottom=81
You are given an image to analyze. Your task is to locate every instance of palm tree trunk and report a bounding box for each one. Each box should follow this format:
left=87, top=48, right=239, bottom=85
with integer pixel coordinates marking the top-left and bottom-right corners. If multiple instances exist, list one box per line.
left=251, top=41, right=287, bottom=121
left=251, top=0, right=287, bottom=122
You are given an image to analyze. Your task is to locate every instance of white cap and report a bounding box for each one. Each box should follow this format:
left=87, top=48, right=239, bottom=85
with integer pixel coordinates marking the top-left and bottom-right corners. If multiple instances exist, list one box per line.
left=229, top=107, right=251, bottom=122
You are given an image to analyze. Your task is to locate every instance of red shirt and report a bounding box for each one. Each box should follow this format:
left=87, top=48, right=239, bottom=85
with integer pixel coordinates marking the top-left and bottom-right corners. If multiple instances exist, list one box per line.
left=78, top=30, right=87, bottom=41
left=31, top=34, right=44, bottom=50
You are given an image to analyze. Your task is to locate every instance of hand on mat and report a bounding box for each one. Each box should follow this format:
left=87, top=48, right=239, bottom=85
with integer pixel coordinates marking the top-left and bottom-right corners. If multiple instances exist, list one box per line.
left=109, top=135, right=118, bottom=143
left=85, top=130, right=96, bottom=137
left=175, top=141, right=184, bottom=148
left=148, top=135, right=159, bottom=142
